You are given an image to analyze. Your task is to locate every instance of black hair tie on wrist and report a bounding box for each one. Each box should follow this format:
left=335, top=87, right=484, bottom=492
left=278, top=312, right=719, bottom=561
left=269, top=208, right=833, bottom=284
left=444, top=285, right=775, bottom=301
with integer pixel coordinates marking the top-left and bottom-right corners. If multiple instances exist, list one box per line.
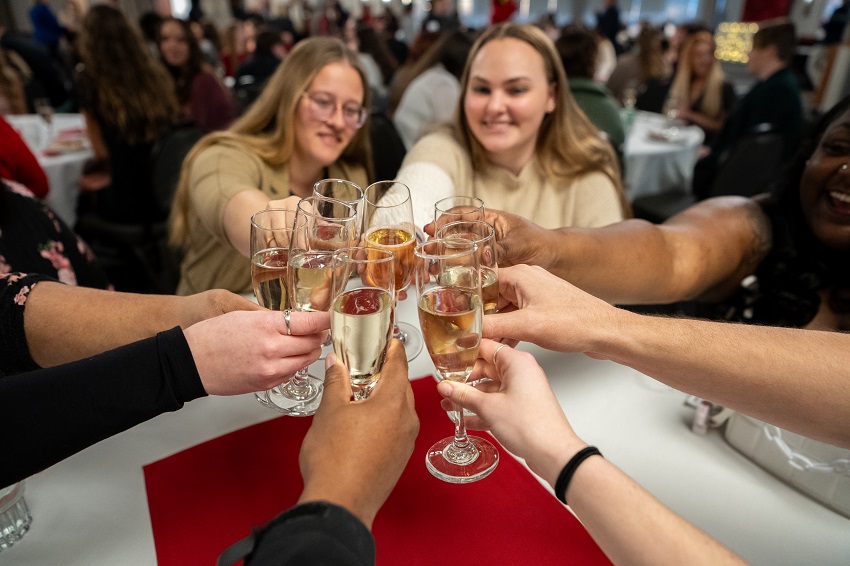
left=555, top=446, right=603, bottom=505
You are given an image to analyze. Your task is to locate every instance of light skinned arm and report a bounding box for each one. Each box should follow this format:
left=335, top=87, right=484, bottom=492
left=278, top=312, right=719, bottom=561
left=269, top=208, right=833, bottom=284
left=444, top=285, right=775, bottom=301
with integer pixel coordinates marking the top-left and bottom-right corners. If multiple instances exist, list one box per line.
left=438, top=340, right=744, bottom=566
left=23, top=281, right=261, bottom=368
left=222, top=191, right=302, bottom=258
left=485, top=196, right=772, bottom=304
left=485, top=265, right=850, bottom=449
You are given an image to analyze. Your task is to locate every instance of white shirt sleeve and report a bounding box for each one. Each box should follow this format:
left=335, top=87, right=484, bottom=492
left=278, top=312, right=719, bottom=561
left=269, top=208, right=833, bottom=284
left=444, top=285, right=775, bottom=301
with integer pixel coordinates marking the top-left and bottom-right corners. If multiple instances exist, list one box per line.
left=393, top=161, right=457, bottom=231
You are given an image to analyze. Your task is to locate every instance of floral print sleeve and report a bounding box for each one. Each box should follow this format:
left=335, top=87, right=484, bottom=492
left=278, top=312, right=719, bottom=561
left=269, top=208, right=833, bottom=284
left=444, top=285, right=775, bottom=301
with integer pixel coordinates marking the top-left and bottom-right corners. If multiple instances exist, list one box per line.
left=0, top=272, right=54, bottom=377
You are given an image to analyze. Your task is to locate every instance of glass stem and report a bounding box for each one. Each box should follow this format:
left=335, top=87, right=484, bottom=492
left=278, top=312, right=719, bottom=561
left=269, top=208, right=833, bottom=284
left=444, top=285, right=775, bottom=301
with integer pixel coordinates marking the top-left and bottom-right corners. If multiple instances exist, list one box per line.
left=452, top=402, right=471, bottom=449
left=392, top=293, right=407, bottom=344
left=285, top=369, right=315, bottom=400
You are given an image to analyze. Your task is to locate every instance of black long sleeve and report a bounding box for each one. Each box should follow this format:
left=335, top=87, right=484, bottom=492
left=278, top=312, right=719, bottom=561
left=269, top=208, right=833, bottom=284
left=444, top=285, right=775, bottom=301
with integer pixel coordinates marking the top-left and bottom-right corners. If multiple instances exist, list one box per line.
left=241, top=502, right=375, bottom=566
left=0, top=327, right=206, bottom=487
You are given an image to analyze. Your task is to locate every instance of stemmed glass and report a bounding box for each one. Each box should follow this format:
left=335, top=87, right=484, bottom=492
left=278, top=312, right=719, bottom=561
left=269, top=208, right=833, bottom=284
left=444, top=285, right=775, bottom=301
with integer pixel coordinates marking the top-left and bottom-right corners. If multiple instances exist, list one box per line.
left=284, top=195, right=359, bottom=416
left=330, top=247, right=395, bottom=400
left=250, top=208, right=307, bottom=411
left=415, top=238, right=499, bottom=483
left=313, top=179, right=365, bottom=357
left=363, top=180, right=423, bottom=361
left=433, top=196, right=485, bottom=225
left=436, top=220, right=498, bottom=315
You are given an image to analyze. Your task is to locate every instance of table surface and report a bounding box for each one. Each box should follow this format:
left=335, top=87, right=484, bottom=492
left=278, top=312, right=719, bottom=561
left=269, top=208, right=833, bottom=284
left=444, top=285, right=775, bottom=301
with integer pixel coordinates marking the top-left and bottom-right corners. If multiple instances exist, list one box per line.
left=623, top=111, right=705, bottom=200
left=3, top=296, right=849, bottom=565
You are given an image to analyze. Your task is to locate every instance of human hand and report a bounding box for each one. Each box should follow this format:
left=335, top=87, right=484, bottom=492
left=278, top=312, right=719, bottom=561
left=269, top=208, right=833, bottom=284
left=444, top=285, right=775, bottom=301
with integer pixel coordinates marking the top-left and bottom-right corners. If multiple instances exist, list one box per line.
left=483, top=264, right=618, bottom=353
left=297, top=340, right=419, bottom=529
left=175, top=289, right=262, bottom=328
left=483, top=209, right=558, bottom=270
left=437, top=339, right=586, bottom=487
left=267, top=195, right=302, bottom=215
left=184, top=309, right=329, bottom=395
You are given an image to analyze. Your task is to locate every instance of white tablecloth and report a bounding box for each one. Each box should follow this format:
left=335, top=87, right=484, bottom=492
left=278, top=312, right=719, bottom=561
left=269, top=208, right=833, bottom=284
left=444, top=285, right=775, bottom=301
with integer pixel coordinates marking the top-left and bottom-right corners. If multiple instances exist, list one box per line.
left=5, top=114, right=93, bottom=227
left=3, top=295, right=849, bottom=565
left=623, top=111, right=705, bottom=200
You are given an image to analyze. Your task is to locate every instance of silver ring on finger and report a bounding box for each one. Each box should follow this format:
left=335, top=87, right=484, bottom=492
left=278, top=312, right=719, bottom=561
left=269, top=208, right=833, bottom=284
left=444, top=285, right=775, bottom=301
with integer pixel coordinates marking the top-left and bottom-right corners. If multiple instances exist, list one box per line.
left=283, top=309, right=292, bottom=336
left=493, top=343, right=509, bottom=365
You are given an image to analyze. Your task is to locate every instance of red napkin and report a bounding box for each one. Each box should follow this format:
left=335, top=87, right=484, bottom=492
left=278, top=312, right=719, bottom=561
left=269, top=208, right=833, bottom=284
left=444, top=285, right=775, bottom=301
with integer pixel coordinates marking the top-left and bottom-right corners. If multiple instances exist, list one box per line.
left=144, top=378, right=610, bottom=565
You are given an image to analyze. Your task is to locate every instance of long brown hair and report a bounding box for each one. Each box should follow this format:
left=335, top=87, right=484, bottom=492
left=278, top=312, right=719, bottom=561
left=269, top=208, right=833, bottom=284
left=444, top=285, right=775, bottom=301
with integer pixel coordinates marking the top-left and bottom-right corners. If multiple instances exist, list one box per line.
left=453, top=24, right=628, bottom=216
left=667, top=32, right=725, bottom=118
left=77, top=5, right=178, bottom=145
left=170, top=36, right=373, bottom=247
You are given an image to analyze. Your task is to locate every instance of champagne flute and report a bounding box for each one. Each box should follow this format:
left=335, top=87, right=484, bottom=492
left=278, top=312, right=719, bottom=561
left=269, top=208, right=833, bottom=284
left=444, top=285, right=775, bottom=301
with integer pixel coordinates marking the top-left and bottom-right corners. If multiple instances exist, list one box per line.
left=285, top=195, right=359, bottom=416
left=330, top=247, right=395, bottom=400
left=433, top=196, right=485, bottom=225
left=436, top=220, right=498, bottom=314
left=363, top=181, right=423, bottom=361
left=313, top=179, right=365, bottom=357
left=415, top=238, right=498, bottom=483
left=250, top=208, right=306, bottom=411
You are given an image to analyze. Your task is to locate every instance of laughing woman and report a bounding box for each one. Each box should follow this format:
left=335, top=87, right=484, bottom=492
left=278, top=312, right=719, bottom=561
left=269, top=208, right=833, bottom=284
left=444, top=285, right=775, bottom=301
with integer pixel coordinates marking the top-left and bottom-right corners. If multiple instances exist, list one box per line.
left=170, top=37, right=372, bottom=295
left=394, top=23, right=628, bottom=229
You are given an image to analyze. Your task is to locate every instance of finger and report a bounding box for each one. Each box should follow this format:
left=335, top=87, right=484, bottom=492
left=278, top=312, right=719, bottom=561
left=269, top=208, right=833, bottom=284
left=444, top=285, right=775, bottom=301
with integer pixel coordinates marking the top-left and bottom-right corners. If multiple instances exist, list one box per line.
left=371, top=340, right=410, bottom=402
left=423, top=221, right=436, bottom=237
left=435, top=380, right=485, bottom=414
left=482, top=310, right=525, bottom=342
left=272, top=348, right=323, bottom=382
left=478, top=339, right=516, bottom=371
left=320, top=353, right=353, bottom=404
left=278, top=310, right=331, bottom=336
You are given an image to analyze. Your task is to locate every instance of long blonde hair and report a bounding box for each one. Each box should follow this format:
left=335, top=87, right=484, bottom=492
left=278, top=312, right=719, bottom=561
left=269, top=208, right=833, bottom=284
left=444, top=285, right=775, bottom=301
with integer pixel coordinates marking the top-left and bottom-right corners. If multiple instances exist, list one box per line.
left=667, top=32, right=725, bottom=118
left=170, top=36, right=373, bottom=247
left=453, top=24, right=628, bottom=216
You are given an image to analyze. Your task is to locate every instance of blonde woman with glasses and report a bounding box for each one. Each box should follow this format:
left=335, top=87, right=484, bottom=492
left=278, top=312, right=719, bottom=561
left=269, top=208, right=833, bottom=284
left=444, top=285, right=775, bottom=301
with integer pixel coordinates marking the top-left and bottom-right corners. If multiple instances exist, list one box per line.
left=394, top=24, right=628, bottom=230
left=171, top=37, right=373, bottom=295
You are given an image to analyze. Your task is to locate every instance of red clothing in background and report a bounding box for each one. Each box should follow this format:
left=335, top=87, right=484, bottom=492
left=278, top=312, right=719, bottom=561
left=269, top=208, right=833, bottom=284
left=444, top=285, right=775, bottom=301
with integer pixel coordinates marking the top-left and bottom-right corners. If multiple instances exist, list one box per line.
left=0, top=117, right=50, bottom=197
left=188, top=71, right=236, bottom=133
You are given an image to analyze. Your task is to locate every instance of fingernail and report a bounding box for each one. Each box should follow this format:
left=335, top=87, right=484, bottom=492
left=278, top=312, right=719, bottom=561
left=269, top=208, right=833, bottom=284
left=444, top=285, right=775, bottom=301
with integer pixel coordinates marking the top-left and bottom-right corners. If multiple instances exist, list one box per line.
left=437, top=381, right=452, bottom=397
left=325, top=353, right=338, bottom=371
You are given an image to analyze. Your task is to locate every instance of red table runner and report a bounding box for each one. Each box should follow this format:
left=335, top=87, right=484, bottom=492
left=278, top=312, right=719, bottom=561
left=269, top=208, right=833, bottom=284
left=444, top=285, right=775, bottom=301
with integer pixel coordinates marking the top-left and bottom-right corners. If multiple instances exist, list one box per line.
left=144, top=377, right=611, bottom=565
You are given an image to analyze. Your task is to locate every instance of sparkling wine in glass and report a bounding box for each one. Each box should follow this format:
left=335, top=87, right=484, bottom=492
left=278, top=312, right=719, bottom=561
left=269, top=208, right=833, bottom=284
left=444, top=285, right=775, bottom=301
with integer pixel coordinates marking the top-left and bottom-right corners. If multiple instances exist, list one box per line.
left=250, top=208, right=307, bottom=412
left=436, top=220, right=498, bottom=314
left=330, top=247, right=395, bottom=400
left=364, top=181, right=423, bottom=361
left=284, top=195, right=359, bottom=415
left=415, top=238, right=498, bottom=483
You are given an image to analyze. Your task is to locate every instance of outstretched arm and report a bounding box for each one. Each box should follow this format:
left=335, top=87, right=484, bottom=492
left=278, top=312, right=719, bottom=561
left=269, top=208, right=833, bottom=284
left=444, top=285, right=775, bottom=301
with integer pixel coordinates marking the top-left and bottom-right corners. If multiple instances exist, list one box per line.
left=484, top=265, right=850, bottom=449
left=485, top=196, right=771, bottom=305
left=438, top=340, right=744, bottom=566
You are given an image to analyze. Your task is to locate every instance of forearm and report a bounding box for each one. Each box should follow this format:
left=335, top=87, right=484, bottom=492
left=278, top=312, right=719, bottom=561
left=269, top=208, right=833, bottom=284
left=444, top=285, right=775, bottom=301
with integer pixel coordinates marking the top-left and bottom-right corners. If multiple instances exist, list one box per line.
left=223, top=189, right=271, bottom=258
left=566, top=457, right=743, bottom=565
left=24, top=282, right=221, bottom=367
left=592, top=311, right=850, bottom=448
left=0, top=328, right=205, bottom=487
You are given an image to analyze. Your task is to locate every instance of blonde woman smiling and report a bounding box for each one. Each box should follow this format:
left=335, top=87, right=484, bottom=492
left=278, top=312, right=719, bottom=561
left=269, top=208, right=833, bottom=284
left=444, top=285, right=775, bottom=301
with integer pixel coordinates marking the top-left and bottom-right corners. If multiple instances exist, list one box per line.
left=394, top=24, right=628, bottom=230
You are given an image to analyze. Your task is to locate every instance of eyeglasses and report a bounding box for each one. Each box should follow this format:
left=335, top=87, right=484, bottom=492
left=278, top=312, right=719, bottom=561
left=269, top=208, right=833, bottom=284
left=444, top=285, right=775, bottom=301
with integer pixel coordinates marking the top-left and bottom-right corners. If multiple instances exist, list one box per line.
left=301, top=92, right=368, bottom=129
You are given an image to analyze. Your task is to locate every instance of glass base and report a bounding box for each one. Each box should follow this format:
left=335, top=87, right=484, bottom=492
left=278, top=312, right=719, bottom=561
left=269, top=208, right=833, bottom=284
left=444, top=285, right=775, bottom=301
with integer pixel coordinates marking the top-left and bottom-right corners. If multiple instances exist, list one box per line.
left=0, top=483, right=32, bottom=552
left=395, top=321, right=423, bottom=361
left=426, top=436, right=499, bottom=483
left=260, top=375, right=323, bottom=417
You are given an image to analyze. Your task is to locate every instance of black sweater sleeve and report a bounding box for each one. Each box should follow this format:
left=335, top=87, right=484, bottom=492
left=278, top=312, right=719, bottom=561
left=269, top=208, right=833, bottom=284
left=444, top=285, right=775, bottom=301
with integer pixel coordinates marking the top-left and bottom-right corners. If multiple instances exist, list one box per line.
left=243, top=502, right=375, bottom=566
left=0, top=327, right=207, bottom=487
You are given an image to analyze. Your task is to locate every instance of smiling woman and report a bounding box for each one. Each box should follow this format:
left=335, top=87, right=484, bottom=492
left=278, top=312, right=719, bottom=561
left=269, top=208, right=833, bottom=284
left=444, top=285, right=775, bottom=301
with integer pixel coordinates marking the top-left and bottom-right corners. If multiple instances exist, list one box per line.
left=395, top=23, right=628, bottom=230
left=170, top=37, right=372, bottom=295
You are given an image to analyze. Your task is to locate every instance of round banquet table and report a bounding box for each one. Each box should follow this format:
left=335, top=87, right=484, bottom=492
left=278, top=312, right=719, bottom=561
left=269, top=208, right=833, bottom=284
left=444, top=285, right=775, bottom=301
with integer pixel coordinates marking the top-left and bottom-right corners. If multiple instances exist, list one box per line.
left=2, top=295, right=849, bottom=565
left=4, top=113, right=92, bottom=227
left=623, top=111, right=705, bottom=201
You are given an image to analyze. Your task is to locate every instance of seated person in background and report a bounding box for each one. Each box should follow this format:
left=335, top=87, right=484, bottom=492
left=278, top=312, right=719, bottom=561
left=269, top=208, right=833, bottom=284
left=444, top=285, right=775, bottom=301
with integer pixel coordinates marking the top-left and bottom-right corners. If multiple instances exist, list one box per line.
left=75, top=5, right=180, bottom=225
left=606, top=25, right=670, bottom=111
left=171, top=37, right=372, bottom=296
left=391, top=30, right=473, bottom=150
left=0, top=271, right=327, bottom=487
left=396, top=23, right=628, bottom=230
left=467, top=95, right=850, bottom=331
left=0, top=119, right=49, bottom=197
left=0, top=27, right=73, bottom=111
left=693, top=20, right=802, bottom=198
left=665, top=31, right=736, bottom=145
left=0, top=180, right=108, bottom=288
left=556, top=24, right=625, bottom=151
left=235, top=27, right=285, bottom=87
left=158, top=17, right=236, bottom=133
left=158, top=18, right=236, bottom=132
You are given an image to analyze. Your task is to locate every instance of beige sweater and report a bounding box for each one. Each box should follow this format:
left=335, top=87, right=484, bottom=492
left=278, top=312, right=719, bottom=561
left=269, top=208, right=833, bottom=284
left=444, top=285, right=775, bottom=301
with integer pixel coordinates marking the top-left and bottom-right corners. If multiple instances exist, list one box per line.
left=176, top=142, right=368, bottom=295
left=396, top=129, right=624, bottom=230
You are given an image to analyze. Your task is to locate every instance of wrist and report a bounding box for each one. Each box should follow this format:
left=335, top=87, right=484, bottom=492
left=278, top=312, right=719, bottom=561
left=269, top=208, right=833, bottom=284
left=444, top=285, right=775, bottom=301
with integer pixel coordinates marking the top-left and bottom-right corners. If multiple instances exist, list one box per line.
left=531, top=437, right=588, bottom=488
left=298, top=481, right=375, bottom=530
